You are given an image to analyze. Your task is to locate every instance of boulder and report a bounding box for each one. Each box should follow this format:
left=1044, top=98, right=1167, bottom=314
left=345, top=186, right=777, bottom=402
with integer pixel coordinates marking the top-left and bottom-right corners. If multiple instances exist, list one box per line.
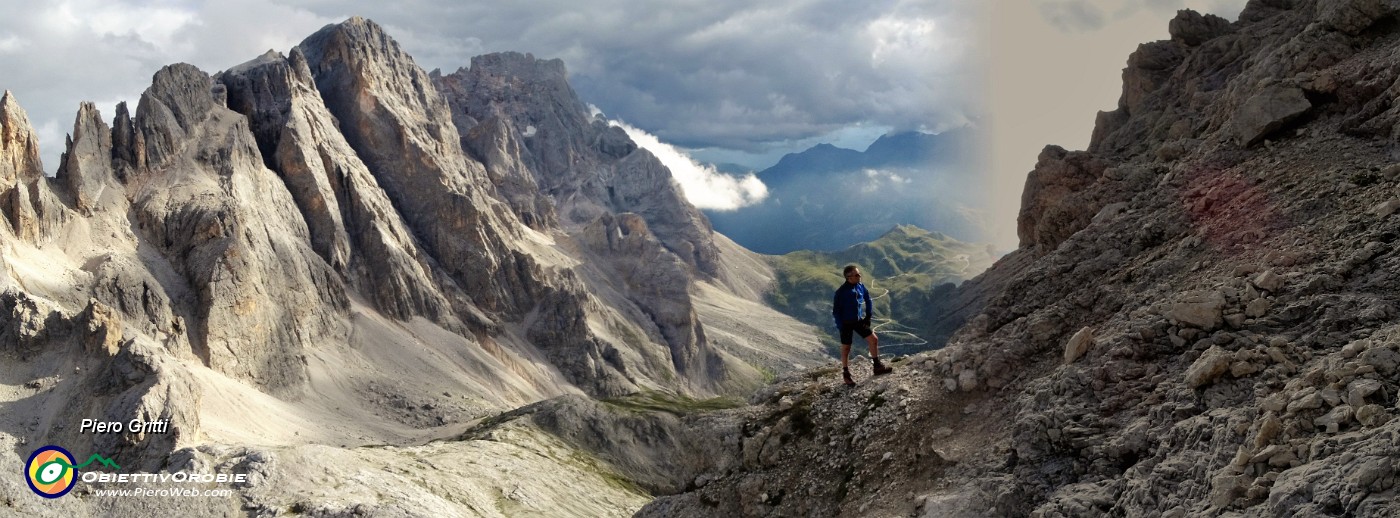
left=1314, top=405, right=1355, bottom=433
left=1369, top=199, right=1400, bottom=218
left=1254, top=412, right=1283, bottom=448
left=1356, top=404, right=1390, bottom=427
left=958, top=368, right=978, bottom=392
left=1251, top=270, right=1286, bottom=293
left=1168, top=291, right=1226, bottom=330
left=1063, top=326, right=1095, bottom=364
left=1245, top=298, right=1272, bottom=318
left=1348, top=379, right=1383, bottom=408
left=1359, top=347, right=1400, bottom=374
left=1186, top=345, right=1233, bottom=388
left=1288, top=391, right=1325, bottom=413
left=1232, top=86, right=1311, bottom=147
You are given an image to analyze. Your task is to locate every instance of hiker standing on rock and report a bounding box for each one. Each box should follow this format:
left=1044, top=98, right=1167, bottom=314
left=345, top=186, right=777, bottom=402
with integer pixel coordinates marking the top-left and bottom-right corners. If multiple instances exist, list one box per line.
left=833, top=265, right=891, bottom=386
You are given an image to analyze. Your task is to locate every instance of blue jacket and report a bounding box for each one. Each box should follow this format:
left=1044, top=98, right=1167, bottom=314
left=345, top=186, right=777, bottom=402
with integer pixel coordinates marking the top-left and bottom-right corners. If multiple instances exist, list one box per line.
left=832, top=282, right=872, bottom=328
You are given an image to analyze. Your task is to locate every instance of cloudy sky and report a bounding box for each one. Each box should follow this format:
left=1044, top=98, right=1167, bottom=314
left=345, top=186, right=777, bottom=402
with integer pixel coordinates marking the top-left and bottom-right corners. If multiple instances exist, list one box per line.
left=0, top=0, right=1247, bottom=248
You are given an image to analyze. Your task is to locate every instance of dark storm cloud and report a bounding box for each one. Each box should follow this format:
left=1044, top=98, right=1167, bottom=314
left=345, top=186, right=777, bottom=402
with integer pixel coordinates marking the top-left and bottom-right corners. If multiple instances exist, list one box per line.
left=0, top=0, right=972, bottom=168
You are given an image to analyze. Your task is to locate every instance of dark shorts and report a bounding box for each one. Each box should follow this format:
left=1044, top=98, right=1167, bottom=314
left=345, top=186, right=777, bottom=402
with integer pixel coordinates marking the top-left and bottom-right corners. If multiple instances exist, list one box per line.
left=840, top=320, right=873, bottom=345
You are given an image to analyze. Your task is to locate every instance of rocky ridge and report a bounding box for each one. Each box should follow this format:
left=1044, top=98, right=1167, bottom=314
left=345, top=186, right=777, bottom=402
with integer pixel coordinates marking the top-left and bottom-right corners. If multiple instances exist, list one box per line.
left=641, top=1, right=1400, bottom=516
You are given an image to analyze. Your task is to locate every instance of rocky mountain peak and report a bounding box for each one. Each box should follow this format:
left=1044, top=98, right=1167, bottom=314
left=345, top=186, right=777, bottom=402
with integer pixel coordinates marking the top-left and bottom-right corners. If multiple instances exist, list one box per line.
left=109, top=100, right=142, bottom=179
left=435, top=51, right=602, bottom=192
left=133, top=63, right=222, bottom=172
left=0, top=91, right=62, bottom=242
left=299, top=17, right=494, bottom=194
left=469, top=51, right=570, bottom=86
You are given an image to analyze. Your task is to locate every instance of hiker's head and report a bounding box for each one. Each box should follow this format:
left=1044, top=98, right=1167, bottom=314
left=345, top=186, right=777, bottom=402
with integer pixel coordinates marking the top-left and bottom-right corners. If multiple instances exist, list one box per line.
left=843, top=265, right=861, bottom=283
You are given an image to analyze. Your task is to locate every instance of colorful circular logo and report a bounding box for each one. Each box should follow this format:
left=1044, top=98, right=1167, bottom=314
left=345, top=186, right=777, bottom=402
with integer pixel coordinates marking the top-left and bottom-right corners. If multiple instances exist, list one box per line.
left=25, top=446, right=76, bottom=498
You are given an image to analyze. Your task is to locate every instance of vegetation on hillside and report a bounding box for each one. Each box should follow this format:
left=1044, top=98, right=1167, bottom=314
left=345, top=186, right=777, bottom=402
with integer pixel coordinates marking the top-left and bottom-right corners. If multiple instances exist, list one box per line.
left=767, top=224, right=998, bottom=356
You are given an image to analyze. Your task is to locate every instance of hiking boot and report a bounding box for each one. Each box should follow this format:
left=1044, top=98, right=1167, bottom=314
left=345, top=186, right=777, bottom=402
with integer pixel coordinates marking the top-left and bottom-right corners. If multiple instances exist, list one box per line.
left=872, top=360, right=893, bottom=376
left=843, top=368, right=855, bottom=386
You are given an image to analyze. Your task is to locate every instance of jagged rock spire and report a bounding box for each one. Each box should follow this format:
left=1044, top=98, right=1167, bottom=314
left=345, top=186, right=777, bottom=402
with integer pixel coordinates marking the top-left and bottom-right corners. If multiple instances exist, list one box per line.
left=56, top=102, right=116, bottom=213
left=0, top=90, right=45, bottom=187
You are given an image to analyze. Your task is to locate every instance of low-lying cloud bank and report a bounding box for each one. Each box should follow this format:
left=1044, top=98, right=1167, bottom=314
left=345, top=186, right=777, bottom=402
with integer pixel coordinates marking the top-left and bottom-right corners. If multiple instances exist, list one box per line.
left=607, top=117, right=768, bottom=211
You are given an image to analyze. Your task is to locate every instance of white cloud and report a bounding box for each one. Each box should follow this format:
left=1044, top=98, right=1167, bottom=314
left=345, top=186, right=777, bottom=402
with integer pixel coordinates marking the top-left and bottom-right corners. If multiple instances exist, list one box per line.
left=0, top=34, right=28, bottom=53
left=608, top=118, right=768, bottom=211
left=860, top=168, right=912, bottom=193
left=73, top=1, right=200, bottom=50
left=868, top=16, right=939, bottom=66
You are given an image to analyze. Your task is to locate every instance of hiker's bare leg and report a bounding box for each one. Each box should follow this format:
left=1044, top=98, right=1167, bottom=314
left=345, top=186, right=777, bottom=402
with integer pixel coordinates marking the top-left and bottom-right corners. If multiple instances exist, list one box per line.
left=841, top=343, right=852, bottom=371
left=866, top=333, right=880, bottom=361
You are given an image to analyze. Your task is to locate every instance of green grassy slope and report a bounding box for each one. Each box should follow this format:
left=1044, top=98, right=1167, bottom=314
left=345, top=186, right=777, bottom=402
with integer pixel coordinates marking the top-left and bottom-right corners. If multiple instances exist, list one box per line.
left=767, top=224, right=998, bottom=356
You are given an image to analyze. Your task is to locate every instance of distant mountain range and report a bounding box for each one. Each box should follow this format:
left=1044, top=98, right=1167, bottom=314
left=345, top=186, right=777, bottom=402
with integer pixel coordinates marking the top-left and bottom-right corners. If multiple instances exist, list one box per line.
left=705, top=129, right=989, bottom=254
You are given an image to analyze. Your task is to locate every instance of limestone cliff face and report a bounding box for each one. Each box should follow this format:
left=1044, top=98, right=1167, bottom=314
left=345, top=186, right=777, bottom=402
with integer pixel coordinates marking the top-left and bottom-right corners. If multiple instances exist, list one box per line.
left=296, top=19, right=533, bottom=321
left=125, top=63, right=351, bottom=394
left=0, top=91, right=44, bottom=189
left=219, top=48, right=460, bottom=326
